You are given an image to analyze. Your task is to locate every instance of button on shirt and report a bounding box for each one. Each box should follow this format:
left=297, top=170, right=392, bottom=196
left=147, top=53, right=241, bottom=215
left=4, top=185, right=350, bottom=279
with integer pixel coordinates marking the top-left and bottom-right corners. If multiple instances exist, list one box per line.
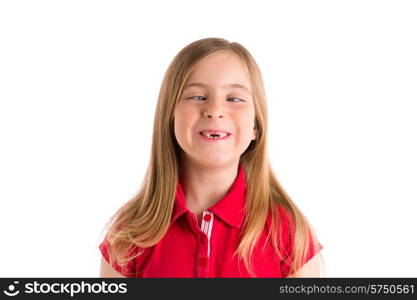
left=99, top=164, right=323, bottom=277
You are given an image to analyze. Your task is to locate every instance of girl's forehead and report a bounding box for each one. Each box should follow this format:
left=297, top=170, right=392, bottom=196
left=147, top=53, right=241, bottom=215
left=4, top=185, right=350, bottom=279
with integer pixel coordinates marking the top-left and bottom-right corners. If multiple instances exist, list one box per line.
left=184, top=52, right=252, bottom=91
left=183, top=82, right=252, bottom=95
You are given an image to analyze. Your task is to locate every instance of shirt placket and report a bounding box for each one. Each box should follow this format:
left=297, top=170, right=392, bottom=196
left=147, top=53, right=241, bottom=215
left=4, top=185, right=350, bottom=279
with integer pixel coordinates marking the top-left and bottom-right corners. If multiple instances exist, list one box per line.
left=196, top=210, right=214, bottom=278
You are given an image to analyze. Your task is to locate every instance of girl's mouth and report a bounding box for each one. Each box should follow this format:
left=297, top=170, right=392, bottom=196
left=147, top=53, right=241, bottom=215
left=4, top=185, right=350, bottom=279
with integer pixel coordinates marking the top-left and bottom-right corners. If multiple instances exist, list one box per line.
left=198, top=131, right=231, bottom=141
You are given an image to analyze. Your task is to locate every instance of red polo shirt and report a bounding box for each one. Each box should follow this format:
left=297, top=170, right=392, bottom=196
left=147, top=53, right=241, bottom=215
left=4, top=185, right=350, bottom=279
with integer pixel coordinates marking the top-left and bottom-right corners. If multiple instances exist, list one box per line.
left=99, top=164, right=323, bottom=277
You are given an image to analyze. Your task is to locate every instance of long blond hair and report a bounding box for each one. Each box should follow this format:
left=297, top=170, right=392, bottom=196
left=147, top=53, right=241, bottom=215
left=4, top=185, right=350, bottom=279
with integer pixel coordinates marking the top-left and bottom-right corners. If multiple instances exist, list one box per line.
left=101, top=37, right=324, bottom=277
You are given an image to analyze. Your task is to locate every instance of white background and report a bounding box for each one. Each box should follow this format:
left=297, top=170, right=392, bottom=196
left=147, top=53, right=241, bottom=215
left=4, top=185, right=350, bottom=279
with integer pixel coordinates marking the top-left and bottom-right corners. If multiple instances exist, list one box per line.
left=0, top=0, right=416, bottom=277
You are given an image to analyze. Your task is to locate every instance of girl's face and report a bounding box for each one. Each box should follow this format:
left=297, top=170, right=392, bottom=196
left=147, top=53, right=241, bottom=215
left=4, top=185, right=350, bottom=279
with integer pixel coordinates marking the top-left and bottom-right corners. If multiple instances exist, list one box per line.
left=174, top=50, right=256, bottom=167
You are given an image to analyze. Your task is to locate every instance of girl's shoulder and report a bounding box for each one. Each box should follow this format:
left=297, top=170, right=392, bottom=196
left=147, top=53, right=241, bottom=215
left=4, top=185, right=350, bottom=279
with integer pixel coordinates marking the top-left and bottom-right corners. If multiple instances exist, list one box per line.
left=99, top=235, right=148, bottom=278
left=268, top=203, right=324, bottom=272
left=265, top=204, right=295, bottom=234
left=266, top=203, right=322, bottom=251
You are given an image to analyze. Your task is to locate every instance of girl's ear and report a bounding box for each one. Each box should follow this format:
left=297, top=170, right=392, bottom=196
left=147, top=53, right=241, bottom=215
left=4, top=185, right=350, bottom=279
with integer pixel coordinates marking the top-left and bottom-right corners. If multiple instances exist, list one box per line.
left=252, top=126, right=257, bottom=140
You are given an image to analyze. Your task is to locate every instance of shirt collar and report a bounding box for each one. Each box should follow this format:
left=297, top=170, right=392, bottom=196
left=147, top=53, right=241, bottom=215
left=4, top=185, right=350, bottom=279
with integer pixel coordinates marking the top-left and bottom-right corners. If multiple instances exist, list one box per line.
left=172, top=163, right=246, bottom=229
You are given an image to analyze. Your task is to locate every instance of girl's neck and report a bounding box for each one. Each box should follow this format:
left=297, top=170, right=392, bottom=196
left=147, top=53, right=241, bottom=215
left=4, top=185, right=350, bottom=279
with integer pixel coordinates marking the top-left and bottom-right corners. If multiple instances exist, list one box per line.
left=180, top=159, right=240, bottom=217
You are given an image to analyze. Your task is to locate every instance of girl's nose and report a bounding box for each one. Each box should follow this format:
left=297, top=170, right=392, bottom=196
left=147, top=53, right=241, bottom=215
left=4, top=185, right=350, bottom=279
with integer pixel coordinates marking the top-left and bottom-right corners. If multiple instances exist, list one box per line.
left=203, top=110, right=224, bottom=119
left=203, top=97, right=225, bottom=119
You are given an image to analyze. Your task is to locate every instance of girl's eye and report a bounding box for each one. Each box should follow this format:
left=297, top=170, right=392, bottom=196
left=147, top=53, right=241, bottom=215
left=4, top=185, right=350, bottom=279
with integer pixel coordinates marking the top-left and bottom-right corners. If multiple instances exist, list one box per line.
left=189, top=96, right=206, bottom=101
left=187, top=96, right=244, bottom=102
left=228, top=97, right=244, bottom=102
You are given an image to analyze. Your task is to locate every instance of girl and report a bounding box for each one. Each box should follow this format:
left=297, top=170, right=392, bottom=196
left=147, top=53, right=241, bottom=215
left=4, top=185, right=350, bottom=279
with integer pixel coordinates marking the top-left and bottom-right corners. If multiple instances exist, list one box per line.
left=99, top=37, right=324, bottom=278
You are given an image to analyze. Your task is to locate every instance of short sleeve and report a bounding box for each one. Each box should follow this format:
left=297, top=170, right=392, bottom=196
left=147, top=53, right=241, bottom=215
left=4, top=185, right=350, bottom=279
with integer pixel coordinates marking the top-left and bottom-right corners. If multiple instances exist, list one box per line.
left=99, top=236, right=137, bottom=277
left=278, top=206, right=323, bottom=277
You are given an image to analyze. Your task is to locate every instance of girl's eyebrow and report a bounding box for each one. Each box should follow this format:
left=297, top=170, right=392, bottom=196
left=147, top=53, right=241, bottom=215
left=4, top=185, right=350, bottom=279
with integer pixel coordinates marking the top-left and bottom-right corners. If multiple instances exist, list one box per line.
left=183, top=82, right=251, bottom=94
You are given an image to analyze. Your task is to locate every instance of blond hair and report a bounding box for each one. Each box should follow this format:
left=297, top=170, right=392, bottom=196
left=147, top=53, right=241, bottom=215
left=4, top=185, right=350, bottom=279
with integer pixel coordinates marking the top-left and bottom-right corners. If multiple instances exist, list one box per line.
left=101, top=37, right=324, bottom=277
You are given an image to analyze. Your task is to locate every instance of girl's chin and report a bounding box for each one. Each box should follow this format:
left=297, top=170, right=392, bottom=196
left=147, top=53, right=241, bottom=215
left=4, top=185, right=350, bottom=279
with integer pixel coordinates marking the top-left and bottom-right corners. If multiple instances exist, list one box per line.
left=197, top=155, right=235, bottom=166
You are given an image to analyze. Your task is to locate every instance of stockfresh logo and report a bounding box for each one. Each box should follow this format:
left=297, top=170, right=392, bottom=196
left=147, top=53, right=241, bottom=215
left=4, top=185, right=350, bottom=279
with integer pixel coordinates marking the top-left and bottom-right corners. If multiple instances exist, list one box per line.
left=3, top=281, right=20, bottom=297
left=2, top=280, right=127, bottom=297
